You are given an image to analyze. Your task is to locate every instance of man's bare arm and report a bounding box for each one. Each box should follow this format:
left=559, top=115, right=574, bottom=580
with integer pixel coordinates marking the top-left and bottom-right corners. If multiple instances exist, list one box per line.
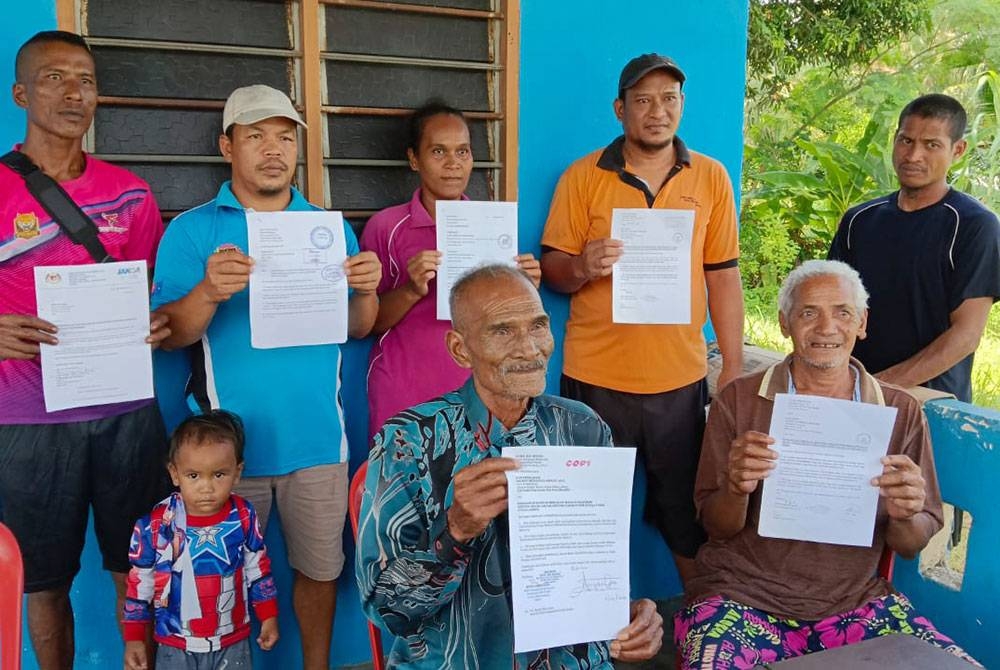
left=874, top=454, right=941, bottom=558
left=706, top=266, right=745, bottom=391
left=158, top=252, right=253, bottom=350
left=876, top=297, right=992, bottom=389
left=346, top=251, right=382, bottom=339
left=540, top=239, right=623, bottom=294
left=700, top=431, right=776, bottom=539
left=699, top=488, right=752, bottom=540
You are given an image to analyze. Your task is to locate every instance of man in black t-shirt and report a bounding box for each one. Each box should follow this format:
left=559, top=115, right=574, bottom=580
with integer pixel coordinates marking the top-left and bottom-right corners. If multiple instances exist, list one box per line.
left=829, top=94, right=1000, bottom=402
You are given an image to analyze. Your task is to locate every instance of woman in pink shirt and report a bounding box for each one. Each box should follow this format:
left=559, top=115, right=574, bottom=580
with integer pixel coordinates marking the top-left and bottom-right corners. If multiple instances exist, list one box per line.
left=360, top=102, right=540, bottom=437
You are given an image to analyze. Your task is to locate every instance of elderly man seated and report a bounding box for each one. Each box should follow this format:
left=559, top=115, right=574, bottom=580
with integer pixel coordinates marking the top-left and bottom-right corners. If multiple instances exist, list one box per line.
left=356, top=264, right=663, bottom=669
left=674, top=259, right=979, bottom=668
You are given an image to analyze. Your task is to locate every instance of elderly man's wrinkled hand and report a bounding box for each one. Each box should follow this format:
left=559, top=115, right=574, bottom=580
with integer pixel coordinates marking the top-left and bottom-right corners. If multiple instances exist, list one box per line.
left=515, top=253, right=542, bottom=288
left=345, top=251, right=382, bottom=294
left=446, top=457, right=519, bottom=543
left=610, top=598, right=663, bottom=661
left=872, top=454, right=925, bottom=520
left=0, top=313, right=58, bottom=360
left=727, top=430, right=777, bottom=496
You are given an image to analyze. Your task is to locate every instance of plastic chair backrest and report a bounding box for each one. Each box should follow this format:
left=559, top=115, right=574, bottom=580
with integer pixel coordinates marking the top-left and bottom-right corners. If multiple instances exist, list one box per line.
left=349, top=461, right=385, bottom=670
left=878, top=546, right=895, bottom=581
left=0, top=523, right=23, bottom=670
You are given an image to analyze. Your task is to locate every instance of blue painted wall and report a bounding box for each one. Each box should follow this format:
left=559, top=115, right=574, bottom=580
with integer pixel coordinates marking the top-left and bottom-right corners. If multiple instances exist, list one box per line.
left=2, top=1, right=751, bottom=667
left=519, top=0, right=750, bottom=601
left=894, top=399, right=999, bottom=667
left=0, top=4, right=55, bottom=149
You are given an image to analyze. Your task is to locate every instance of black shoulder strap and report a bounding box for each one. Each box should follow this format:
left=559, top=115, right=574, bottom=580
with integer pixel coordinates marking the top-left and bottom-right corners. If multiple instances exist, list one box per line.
left=1, top=150, right=114, bottom=263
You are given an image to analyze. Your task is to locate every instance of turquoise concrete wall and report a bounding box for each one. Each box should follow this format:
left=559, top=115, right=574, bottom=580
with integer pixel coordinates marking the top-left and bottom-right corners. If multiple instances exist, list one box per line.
left=519, top=0, right=751, bottom=601
left=893, top=399, right=999, bottom=667
left=1, top=1, right=751, bottom=667
left=0, top=4, right=55, bottom=149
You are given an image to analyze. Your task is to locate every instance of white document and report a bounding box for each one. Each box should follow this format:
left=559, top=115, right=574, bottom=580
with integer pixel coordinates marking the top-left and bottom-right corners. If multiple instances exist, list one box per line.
left=759, top=393, right=898, bottom=546
left=247, top=211, right=348, bottom=349
left=435, top=200, right=518, bottom=320
left=504, top=446, right=636, bottom=654
left=611, top=208, right=694, bottom=324
left=34, top=261, right=153, bottom=412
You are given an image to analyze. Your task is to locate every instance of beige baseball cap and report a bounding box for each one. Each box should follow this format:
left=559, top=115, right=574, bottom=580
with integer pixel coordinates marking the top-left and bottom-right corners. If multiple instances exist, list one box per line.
left=222, top=85, right=307, bottom=132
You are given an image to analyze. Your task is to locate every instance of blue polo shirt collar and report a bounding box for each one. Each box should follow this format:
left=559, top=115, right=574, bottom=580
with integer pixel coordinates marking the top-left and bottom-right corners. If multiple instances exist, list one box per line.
left=213, top=181, right=312, bottom=212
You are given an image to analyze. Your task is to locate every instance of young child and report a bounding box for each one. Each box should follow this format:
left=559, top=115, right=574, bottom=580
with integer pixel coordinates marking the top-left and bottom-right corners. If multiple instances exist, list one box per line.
left=123, top=410, right=278, bottom=669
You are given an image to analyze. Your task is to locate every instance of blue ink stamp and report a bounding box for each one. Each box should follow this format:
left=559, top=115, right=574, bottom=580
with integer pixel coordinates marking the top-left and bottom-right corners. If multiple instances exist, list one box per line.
left=321, top=264, right=344, bottom=282
left=311, top=225, right=335, bottom=249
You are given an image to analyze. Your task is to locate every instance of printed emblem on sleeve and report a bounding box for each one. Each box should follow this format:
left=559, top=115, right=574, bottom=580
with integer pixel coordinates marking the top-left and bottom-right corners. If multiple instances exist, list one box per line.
left=14, top=212, right=40, bottom=239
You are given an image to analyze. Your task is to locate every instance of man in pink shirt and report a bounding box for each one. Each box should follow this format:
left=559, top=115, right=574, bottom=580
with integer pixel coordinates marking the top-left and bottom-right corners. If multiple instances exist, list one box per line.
left=0, top=31, right=170, bottom=670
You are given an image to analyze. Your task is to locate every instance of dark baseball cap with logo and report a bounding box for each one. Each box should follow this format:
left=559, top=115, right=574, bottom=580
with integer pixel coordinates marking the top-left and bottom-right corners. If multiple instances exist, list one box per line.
left=618, top=53, right=686, bottom=99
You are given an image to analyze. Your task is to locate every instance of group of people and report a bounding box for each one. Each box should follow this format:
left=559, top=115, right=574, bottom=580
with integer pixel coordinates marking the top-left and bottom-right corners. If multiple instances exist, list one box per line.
left=0, top=27, right=996, bottom=670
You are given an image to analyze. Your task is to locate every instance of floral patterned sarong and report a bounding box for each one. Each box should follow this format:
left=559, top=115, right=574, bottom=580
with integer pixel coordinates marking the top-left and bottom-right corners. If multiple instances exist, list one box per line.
left=673, top=593, right=980, bottom=669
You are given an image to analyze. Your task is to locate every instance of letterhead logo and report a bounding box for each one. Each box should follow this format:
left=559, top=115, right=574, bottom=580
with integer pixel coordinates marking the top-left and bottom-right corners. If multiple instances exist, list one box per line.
left=117, top=266, right=142, bottom=276
left=45, top=272, right=62, bottom=285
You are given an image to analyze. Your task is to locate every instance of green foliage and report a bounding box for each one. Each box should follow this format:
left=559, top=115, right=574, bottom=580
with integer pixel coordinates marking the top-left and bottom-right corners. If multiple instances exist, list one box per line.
left=742, top=0, right=1000, bottom=406
left=743, top=0, right=1000, bottom=282
left=955, top=70, right=1000, bottom=208
left=741, top=115, right=898, bottom=277
left=747, top=0, right=931, bottom=101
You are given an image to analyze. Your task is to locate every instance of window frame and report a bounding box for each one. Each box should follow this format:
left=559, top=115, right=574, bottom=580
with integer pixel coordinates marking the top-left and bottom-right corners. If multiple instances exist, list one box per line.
left=57, top=0, right=520, bottom=214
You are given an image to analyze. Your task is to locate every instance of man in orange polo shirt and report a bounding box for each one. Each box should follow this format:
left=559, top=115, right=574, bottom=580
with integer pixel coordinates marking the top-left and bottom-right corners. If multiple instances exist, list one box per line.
left=540, top=54, right=744, bottom=586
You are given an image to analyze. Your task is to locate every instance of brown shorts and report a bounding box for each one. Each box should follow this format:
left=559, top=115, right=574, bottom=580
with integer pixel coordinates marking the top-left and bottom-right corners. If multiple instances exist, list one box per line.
left=236, top=462, right=349, bottom=581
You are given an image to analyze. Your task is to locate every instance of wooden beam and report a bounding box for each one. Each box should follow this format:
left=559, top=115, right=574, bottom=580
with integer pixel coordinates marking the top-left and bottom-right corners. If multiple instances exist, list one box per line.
left=321, top=0, right=501, bottom=21
left=97, top=96, right=226, bottom=110
left=322, top=105, right=501, bottom=120
left=56, top=0, right=77, bottom=32
left=499, top=0, right=520, bottom=200
left=300, top=0, right=327, bottom=207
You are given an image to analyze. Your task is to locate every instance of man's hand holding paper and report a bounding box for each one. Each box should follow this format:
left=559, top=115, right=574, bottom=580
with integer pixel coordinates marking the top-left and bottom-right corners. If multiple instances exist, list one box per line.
left=446, top=457, right=519, bottom=543
left=727, top=430, right=777, bottom=495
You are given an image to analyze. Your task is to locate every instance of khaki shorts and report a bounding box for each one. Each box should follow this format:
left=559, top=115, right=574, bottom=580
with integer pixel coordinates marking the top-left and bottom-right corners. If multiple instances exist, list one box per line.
left=236, top=462, right=348, bottom=581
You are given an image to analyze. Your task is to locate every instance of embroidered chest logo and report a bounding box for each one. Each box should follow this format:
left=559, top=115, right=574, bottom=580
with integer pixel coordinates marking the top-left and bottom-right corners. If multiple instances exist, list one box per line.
left=98, top=212, right=126, bottom=234
left=14, top=212, right=40, bottom=239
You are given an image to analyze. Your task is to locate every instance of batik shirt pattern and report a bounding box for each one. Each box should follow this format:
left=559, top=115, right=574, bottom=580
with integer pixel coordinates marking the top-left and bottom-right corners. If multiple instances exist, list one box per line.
left=357, top=378, right=616, bottom=669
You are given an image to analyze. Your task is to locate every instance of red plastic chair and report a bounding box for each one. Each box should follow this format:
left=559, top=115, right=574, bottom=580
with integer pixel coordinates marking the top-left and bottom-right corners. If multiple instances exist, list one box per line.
left=0, top=522, right=23, bottom=670
left=349, top=461, right=386, bottom=670
left=878, top=546, right=895, bottom=581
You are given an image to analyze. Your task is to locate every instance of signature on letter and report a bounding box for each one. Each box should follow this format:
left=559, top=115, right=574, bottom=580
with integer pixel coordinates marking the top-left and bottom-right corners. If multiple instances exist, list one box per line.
left=570, top=573, right=620, bottom=598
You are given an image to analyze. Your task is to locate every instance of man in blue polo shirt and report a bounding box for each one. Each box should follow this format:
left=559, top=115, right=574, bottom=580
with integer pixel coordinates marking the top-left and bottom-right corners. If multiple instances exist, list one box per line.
left=829, top=93, right=1000, bottom=402
left=151, top=85, right=381, bottom=670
